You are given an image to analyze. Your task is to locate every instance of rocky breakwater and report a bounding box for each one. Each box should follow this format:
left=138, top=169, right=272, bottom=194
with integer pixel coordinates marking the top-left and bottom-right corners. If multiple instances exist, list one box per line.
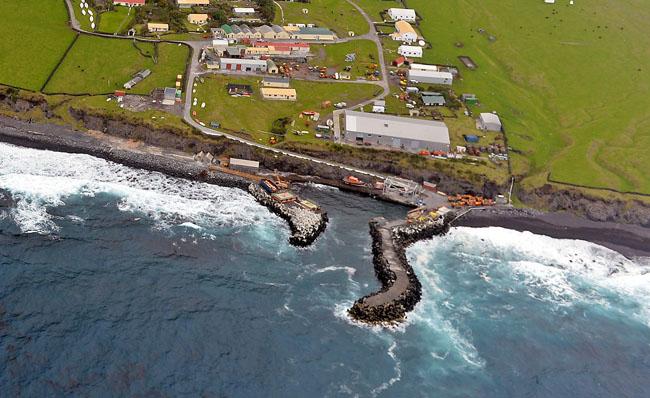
left=247, top=184, right=328, bottom=247
left=348, top=215, right=452, bottom=325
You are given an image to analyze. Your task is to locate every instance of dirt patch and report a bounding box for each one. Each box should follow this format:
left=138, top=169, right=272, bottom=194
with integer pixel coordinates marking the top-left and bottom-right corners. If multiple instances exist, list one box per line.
left=121, top=93, right=184, bottom=117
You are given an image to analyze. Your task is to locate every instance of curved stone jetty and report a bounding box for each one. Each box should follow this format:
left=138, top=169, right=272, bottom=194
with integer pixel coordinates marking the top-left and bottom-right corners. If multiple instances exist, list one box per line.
left=349, top=215, right=451, bottom=325
left=248, top=184, right=328, bottom=247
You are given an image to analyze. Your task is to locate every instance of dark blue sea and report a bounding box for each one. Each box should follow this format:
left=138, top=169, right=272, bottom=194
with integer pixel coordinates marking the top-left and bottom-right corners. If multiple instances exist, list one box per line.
left=1, top=143, right=650, bottom=397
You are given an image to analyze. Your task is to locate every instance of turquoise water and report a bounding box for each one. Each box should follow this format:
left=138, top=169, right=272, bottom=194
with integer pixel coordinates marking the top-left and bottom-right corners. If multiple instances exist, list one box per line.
left=1, top=143, right=649, bottom=397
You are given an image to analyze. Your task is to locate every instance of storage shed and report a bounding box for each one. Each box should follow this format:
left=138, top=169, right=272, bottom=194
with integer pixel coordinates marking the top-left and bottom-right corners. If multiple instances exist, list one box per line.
left=408, top=69, right=453, bottom=85
left=387, top=8, right=417, bottom=22
left=398, top=45, right=422, bottom=58
left=478, top=113, right=502, bottom=131
left=344, top=111, right=450, bottom=153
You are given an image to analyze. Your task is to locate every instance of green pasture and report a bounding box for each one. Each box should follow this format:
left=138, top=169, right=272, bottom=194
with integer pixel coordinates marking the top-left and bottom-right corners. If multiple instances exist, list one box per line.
left=0, top=0, right=76, bottom=91
left=97, top=6, right=134, bottom=34
left=309, top=40, right=380, bottom=79
left=408, top=0, right=650, bottom=194
left=44, top=37, right=189, bottom=95
left=273, top=0, right=369, bottom=36
left=352, top=0, right=401, bottom=22
left=192, top=74, right=381, bottom=143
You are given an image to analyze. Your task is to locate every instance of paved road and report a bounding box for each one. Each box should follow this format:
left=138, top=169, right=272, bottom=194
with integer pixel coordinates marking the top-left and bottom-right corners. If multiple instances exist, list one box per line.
left=64, top=0, right=394, bottom=180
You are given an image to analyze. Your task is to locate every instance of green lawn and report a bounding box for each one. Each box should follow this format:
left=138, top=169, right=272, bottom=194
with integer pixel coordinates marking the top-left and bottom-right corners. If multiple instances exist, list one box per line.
left=274, top=0, right=369, bottom=36
left=71, top=0, right=97, bottom=31
left=352, top=0, right=401, bottom=22
left=309, top=40, right=380, bottom=79
left=192, top=74, right=381, bottom=143
left=44, top=37, right=189, bottom=95
left=409, top=0, right=650, bottom=194
left=0, top=0, right=76, bottom=91
left=97, top=6, right=134, bottom=34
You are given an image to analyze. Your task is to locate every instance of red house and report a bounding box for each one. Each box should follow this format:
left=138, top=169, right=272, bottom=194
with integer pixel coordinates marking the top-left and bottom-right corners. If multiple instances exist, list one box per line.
left=113, top=0, right=146, bottom=6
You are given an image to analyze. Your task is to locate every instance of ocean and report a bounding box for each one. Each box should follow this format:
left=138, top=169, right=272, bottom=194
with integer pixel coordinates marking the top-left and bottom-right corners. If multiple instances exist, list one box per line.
left=1, top=142, right=649, bottom=397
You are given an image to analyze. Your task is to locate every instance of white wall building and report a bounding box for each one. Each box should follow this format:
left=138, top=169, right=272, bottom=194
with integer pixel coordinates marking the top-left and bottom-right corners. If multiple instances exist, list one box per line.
left=398, top=45, right=423, bottom=58
left=408, top=70, right=453, bottom=85
left=387, top=8, right=417, bottom=22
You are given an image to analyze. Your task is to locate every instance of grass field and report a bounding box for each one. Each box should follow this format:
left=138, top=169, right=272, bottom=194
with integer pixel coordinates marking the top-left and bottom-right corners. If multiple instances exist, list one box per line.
left=0, top=0, right=76, bottom=91
left=44, top=37, right=189, bottom=95
left=352, top=0, right=401, bottom=22
left=97, top=6, right=134, bottom=34
left=408, top=0, right=650, bottom=194
left=71, top=0, right=97, bottom=31
left=274, top=0, right=369, bottom=36
left=192, top=75, right=381, bottom=144
left=309, top=40, right=380, bottom=79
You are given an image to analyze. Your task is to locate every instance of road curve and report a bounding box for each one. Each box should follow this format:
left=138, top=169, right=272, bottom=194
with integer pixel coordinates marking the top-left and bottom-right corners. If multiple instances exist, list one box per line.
left=64, top=0, right=393, bottom=179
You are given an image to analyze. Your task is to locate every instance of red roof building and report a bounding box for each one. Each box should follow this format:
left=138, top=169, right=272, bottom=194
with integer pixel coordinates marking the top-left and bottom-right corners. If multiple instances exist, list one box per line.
left=113, top=0, right=146, bottom=6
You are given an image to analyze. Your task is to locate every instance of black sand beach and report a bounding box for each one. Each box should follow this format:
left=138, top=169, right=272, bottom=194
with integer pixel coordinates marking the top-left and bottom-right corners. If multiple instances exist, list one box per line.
left=0, top=116, right=648, bottom=259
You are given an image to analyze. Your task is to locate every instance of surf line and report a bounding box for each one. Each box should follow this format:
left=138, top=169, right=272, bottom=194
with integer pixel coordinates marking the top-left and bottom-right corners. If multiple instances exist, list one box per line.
left=0, top=119, right=327, bottom=247
left=349, top=215, right=452, bottom=325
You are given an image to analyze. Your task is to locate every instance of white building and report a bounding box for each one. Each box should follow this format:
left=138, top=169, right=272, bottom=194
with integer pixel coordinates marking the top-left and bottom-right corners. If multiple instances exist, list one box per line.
left=233, top=7, right=256, bottom=15
left=387, top=8, right=417, bottom=22
left=410, top=63, right=438, bottom=72
left=398, top=45, right=422, bottom=58
left=344, top=111, right=450, bottom=153
left=408, top=70, right=453, bottom=85
left=478, top=113, right=502, bottom=131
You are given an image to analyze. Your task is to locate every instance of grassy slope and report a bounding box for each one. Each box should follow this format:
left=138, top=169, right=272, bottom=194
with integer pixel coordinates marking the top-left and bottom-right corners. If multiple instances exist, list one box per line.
left=98, top=6, right=134, bottom=34
left=352, top=0, right=401, bottom=22
left=274, top=0, right=369, bottom=36
left=193, top=74, right=380, bottom=143
left=409, top=0, right=650, bottom=194
left=71, top=0, right=96, bottom=31
left=44, top=37, right=188, bottom=95
left=0, top=0, right=76, bottom=91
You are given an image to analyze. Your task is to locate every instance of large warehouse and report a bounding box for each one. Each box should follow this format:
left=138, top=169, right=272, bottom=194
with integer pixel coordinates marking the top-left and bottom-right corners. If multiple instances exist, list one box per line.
left=344, top=111, right=450, bottom=153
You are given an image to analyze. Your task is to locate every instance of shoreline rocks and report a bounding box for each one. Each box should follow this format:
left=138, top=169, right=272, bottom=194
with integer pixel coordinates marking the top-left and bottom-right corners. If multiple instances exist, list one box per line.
left=248, top=184, right=328, bottom=247
left=348, top=215, right=451, bottom=325
left=0, top=118, right=327, bottom=247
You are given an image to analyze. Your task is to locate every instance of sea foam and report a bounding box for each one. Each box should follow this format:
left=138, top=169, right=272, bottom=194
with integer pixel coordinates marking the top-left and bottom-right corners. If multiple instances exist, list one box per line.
left=0, top=143, right=278, bottom=234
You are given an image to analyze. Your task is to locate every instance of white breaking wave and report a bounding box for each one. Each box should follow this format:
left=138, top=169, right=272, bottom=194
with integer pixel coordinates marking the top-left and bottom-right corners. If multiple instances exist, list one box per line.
left=410, top=226, right=650, bottom=329
left=0, top=143, right=279, bottom=234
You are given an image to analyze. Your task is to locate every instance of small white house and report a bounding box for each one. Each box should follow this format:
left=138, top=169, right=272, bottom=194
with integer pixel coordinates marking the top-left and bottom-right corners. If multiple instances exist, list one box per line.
left=372, top=100, right=386, bottom=113
left=233, top=7, right=256, bottom=15
left=387, top=8, right=417, bottom=22
left=478, top=113, right=502, bottom=131
left=398, top=45, right=422, bottom=58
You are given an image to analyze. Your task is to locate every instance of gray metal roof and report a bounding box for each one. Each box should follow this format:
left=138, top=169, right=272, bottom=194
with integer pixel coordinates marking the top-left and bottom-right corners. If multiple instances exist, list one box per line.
left=263, top=76, right=289, bottom=83
left=297, top=27, right=334, bottom=35
left=271, top=25, right=285, bottom=33
left=345, top=111, right=449, bottom=144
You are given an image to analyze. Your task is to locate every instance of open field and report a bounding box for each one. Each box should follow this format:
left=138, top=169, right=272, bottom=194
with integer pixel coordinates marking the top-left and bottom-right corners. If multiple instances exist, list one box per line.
left=71, top=0, right=96, bottom=31
left=97, top=5, right=134, bottom=34
left=44, top=37, right=189, bottom=95
left=274, top=0, right=369, bottom=36
left=408, top=0, right=650, bottom=194
left=309, top=40, right=380, bottom=79
left=192, top=74, right=381, bottom=144
left=352, top=0, right=401, bottom=22
left=0, top=0, right=77, bottom=91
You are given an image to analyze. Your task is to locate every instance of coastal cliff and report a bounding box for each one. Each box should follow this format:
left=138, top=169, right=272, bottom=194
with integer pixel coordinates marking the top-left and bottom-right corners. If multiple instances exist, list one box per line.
left=348, top=215, right=452, bottom=325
